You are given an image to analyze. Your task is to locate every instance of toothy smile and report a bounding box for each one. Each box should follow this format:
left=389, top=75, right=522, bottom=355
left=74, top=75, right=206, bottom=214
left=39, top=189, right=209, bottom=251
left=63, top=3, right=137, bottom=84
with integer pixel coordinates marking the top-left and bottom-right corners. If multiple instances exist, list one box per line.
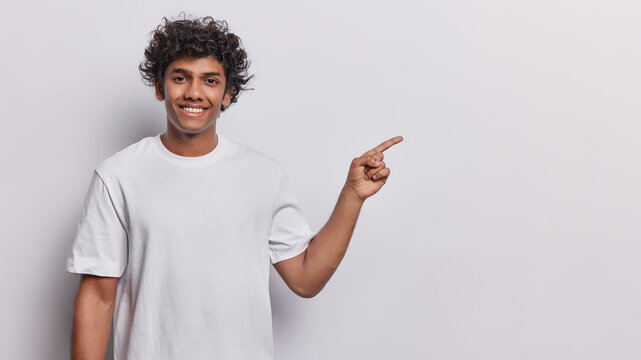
left=179, top=106, right=207, bottom=113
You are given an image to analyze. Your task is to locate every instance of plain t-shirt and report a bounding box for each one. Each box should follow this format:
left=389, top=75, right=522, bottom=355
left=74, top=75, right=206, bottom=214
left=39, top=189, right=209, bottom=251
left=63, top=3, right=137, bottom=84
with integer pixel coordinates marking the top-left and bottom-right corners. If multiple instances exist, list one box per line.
left=66, top=132, right=316, bottom=360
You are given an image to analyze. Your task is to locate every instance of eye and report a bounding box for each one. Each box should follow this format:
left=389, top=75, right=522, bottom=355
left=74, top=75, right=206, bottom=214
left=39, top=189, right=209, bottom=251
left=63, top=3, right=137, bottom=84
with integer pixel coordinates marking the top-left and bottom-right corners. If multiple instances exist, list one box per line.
left=174, top=76, right=187, bottom=82
left=206, top=79, right=219, bottom=85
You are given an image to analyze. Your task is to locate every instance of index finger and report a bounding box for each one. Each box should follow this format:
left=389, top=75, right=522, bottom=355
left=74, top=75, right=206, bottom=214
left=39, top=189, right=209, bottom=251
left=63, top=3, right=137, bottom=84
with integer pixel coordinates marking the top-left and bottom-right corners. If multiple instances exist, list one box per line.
left=372, top=136, right=404, bottom=153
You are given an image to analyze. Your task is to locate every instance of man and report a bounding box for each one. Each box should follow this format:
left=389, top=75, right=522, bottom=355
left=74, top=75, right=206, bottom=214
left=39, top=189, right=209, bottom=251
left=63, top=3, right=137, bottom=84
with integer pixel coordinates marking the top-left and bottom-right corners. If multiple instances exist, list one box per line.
left=66, top=15, right=402, bottom=360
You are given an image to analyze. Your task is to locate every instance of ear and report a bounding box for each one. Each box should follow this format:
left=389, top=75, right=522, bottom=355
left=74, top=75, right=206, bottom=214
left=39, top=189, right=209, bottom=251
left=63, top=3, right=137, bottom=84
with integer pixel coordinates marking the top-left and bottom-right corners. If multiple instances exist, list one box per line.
left=154, top=78, right=165, bottom=100
left=222, top=86, right=233, bottom=107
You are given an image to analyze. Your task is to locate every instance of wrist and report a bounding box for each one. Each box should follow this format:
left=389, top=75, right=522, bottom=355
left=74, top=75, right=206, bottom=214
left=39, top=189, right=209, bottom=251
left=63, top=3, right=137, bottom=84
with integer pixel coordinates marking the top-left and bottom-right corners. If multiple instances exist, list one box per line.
left=342, top=184, right=365, bottom=206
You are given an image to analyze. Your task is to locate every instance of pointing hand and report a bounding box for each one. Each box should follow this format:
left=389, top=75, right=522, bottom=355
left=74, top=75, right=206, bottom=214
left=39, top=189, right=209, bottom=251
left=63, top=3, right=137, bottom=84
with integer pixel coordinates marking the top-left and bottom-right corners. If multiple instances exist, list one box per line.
left=345, top=136, right=403, bottom=201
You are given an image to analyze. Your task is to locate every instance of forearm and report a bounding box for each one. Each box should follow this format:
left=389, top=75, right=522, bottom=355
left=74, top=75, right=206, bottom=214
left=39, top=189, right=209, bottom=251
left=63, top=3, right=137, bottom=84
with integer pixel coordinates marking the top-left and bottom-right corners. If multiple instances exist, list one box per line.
left=71, top=284, right=115, bottom=359
left=302, top=184, right=364, bottom=297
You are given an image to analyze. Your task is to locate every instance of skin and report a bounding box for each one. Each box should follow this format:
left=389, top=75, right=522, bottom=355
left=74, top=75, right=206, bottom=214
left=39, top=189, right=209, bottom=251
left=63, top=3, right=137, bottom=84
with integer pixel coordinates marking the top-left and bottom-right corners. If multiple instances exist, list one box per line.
left=273, top=136, right=403, bottom=297
left=70, top=55, right=403, bottom=358
left=153, top=56, right=232, bottom=157
left=148, top=56, right=406, bottom=299
left=151, top=57, right=406, bottom=298
left=71, top=56, right=234, bottom=360
left=71, top=275, right=118, bottom=359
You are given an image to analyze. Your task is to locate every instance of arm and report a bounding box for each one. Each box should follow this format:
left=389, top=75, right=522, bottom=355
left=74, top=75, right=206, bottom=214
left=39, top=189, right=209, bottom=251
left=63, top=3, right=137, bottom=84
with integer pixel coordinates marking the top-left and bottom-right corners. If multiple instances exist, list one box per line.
left=299, top=184, right=364, bottom=297
left=71, top=274, right=118, bottom=360
left=273, top=136, right=403, bottom=298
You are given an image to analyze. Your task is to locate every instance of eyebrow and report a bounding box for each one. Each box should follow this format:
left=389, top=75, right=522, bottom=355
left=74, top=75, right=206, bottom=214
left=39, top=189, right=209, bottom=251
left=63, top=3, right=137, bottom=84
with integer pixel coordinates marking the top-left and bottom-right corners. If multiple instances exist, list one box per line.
left=170, top=68, right=223, bottom=77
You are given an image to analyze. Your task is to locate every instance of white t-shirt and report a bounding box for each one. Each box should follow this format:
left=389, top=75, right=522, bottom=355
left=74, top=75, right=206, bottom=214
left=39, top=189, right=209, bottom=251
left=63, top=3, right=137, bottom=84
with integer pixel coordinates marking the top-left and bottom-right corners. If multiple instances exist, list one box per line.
left=66, top=132, right=316, bottom=360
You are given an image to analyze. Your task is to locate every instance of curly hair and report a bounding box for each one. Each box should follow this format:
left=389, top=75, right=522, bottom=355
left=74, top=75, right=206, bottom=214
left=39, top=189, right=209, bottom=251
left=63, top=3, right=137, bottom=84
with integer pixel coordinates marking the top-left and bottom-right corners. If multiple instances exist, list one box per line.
left=139, top=15, right=253, bottom=111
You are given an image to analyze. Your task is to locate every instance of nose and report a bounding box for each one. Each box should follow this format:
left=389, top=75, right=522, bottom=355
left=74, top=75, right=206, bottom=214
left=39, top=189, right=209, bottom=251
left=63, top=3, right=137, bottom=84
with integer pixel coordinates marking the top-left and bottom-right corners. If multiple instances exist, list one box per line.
left=184, top=80, right=203, bottom=101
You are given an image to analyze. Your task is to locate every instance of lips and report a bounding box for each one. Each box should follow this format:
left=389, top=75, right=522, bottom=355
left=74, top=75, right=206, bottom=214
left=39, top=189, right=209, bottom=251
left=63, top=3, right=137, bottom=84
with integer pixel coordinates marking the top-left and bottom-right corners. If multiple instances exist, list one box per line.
left=177, top=104, right=209, bottom=117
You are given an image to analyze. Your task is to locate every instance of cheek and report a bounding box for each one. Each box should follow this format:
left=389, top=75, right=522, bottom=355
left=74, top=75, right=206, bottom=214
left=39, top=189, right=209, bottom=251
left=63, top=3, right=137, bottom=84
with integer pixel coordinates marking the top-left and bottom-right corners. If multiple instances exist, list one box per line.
left=162, top=94, right=177, bottom=112
left=210, top=90, right=227, bottom=105
left=164, top=101, right=176, bottom=117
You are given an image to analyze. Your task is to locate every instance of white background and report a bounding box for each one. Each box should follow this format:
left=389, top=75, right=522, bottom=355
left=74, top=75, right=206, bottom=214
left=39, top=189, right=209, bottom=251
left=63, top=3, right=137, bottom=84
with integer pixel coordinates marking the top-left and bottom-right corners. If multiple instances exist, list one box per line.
left=1, top=0, right=640, bottom=359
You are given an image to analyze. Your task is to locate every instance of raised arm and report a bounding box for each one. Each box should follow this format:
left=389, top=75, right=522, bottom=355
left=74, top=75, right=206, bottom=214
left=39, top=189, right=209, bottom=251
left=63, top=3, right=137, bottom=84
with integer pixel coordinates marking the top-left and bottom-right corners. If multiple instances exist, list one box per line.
left=273, top=136, right=403, bottom=298
left=71, top=274, right=118, bottom=360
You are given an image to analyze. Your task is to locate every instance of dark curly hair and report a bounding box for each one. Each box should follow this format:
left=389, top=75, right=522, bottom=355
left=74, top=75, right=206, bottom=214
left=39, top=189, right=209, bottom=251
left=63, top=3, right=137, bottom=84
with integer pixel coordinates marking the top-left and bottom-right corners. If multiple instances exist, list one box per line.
left=139, top=14, right=253, bottom=111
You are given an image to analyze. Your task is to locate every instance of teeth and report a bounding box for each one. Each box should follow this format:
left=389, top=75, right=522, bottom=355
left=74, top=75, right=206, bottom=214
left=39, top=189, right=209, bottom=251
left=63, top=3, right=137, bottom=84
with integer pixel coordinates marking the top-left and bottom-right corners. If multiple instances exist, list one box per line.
left=182, top=107, right=204, bottom=113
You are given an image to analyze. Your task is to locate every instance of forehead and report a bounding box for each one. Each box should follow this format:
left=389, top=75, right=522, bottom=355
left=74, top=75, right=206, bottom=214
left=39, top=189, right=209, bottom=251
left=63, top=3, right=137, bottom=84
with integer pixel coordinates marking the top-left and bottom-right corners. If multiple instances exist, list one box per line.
left=166, top=56, right=225, bottom=76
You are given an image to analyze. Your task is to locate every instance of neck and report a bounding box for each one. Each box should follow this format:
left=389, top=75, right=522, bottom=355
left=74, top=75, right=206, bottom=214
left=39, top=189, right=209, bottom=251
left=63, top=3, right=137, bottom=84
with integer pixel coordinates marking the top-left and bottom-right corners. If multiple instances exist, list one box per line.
left=160, top=121, right=219, bottom=157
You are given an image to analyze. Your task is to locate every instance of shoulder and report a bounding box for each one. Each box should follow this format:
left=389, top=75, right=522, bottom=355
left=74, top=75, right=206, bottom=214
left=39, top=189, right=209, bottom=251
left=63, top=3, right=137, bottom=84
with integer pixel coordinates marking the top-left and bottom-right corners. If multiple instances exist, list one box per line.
left=95, top=135, right=155, bottom=182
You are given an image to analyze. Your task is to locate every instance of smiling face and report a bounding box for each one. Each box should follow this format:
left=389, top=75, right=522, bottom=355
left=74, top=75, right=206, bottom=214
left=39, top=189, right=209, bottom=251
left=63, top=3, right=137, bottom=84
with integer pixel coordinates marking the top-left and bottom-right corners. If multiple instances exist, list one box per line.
left=154, top=56, right=232, bottom=134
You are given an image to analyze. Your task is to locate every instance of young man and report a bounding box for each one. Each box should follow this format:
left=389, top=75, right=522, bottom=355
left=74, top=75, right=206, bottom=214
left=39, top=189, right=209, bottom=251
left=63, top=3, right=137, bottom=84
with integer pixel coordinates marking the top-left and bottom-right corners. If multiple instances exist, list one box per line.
left=66, top=15, right=402, bottom=360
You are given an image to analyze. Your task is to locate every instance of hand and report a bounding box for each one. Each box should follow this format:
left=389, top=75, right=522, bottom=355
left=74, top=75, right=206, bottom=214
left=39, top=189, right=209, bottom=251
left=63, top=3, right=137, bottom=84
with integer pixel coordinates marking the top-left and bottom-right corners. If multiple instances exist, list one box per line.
left=345, top=136, right=403, bottom=201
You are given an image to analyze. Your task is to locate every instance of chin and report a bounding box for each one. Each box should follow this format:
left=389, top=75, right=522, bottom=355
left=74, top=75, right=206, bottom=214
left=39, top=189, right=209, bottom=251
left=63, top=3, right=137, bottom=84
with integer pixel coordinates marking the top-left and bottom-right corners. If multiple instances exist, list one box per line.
left=178, top=120, right=216, bottom=134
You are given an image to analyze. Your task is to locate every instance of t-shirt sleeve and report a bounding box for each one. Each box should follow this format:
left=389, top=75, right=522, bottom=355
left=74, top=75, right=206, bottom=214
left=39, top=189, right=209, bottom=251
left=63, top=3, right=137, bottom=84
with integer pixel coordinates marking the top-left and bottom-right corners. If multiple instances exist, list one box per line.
left=269, top=167, right=316, bottom=264
left=65, top=170, right=129, bottom=277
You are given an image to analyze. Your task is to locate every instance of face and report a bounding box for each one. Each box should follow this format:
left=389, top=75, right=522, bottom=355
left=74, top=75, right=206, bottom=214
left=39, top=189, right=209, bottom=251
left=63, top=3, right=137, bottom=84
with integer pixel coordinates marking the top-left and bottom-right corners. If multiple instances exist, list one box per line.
left=154, top=56, right=232, bottom=134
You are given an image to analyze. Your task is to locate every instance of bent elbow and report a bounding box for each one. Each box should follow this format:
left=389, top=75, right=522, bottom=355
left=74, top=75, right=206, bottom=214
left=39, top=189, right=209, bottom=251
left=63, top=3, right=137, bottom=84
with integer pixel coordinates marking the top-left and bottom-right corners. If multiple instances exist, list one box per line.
left=296, top=287, right=319, bottom=299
